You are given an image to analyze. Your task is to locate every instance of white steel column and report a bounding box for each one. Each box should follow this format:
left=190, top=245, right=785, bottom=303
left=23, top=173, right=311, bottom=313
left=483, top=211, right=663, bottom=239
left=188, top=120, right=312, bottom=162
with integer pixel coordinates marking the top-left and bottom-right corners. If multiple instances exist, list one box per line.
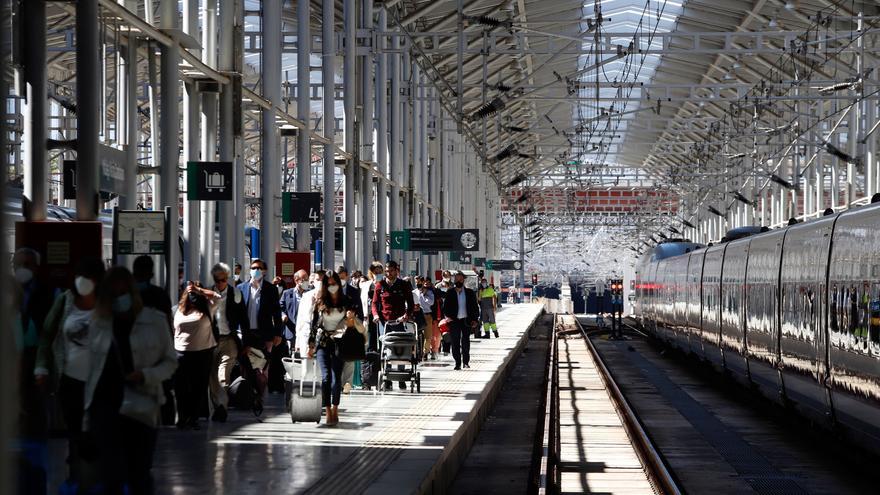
left=322, top=0, right=336, bottom=270
left=182, top=0, right=199, bottom=283
left=343, top=0, right=357, bottom=268
left=361, top=0, right=374, bottom=264
left=22, top=0, right=48, bottom=221
left=296, top=0, right=311, bottom=253
left=200, top=0, right=218, bottom=282
left=389, top=24, right=402, bottom=264
left=376, top=8, right=389, bottom=261
left=158, top=0, right=180, bottom=294
left=218, top=0, right=239, bottom=266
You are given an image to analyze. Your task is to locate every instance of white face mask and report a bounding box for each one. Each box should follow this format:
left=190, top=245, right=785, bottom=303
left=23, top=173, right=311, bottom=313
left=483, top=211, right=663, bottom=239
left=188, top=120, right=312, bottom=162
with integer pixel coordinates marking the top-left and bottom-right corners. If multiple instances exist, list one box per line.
left=74, top=276, right=95, bottom=296
left=327, top=285, right=339, bottom=294
left=14, top=267, right=34, bottom=284
left=313, top=281, right=323, bottom=292
left=299, top=280, right=310, bottom=291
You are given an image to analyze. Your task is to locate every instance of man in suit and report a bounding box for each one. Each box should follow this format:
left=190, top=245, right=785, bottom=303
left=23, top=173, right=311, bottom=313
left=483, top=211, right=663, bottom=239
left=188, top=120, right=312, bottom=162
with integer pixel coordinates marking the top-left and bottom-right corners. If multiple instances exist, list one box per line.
left=442, top=271, right=480, bottom=370
left=237, top=258, right=283, bottom=356
left=209, top=262, right=249, bottom=421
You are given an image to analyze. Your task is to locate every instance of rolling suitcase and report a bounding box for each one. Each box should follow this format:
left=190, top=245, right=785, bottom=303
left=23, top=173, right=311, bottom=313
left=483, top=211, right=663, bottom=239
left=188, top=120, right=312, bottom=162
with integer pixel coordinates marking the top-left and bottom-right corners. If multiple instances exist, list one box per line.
left=360, top=351, right=381, bottom=389
left=282, top=357, right=322, bottom=424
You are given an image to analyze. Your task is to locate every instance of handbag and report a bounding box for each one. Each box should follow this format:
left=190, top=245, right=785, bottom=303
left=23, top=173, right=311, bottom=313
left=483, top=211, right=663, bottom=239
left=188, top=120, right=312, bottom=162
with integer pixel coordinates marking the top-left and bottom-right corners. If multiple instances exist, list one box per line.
left=335, top=326, right=366, bottom=361
left=120, top=386, right=159, bottom=426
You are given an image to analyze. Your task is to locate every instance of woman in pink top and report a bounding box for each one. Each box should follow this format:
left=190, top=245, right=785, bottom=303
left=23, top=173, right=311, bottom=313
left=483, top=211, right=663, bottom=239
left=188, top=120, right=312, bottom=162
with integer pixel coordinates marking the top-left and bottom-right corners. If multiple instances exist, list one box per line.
left=172, top=282, right=218, bottom=429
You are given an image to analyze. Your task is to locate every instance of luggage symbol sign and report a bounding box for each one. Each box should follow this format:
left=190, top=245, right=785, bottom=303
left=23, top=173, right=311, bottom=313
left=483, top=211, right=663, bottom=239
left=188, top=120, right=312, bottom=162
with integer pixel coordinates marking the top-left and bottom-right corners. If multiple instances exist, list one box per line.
left=187, top=161, right=233, bottom=201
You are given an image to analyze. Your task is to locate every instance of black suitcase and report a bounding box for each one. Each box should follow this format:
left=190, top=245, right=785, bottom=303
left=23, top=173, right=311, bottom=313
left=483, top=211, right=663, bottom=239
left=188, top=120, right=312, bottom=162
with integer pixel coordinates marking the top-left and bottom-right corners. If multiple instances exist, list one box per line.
left=361, top=351, right=381, bottom=388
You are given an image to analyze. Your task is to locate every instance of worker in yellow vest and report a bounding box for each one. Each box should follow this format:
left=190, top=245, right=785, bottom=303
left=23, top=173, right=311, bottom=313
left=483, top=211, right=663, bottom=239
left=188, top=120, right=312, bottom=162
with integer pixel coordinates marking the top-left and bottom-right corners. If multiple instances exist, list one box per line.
left=479, top=278, right=498, bottom=338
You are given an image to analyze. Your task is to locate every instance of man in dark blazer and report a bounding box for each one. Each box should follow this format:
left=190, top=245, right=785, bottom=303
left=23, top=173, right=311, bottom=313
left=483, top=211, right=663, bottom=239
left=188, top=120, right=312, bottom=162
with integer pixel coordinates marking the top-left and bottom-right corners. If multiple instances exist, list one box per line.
left=442, top=271, right=480, bottom=370
left=210, top=262, right=249, bottom=421
left=237, top=258, right=283, bottom=353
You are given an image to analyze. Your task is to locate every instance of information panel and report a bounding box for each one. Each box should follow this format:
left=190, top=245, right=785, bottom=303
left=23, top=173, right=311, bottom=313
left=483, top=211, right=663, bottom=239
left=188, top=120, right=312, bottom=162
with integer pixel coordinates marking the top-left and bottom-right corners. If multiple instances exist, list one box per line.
left=115, top=210, right=167, bottom=255
left=485, top=259, right=523, bottom=271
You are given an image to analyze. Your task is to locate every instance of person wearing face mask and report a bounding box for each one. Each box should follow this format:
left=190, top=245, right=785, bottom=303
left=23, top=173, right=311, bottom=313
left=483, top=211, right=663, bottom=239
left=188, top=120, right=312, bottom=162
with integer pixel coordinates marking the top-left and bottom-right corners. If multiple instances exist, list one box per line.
left=361, top=262, right=385, bottom=352
left=442, top=272, right=480, bottom=370
left=12, top=246, right=54, bottom=487
left=412, top=279, right=436, bottom=360
left=83, top=267, right=177, bottom=494
left=371, top=260, right=415, bottom=390
left=33, top=257, right=105, bottom=487
left=307, top=271, right=365, bottom=425
left=280, top=269, right=310, bottom=350
left=132, top=255, right=176, bottom=426
left=233, top=263, right=243, bottom=285
left=435, top=280, right=452, bottom=356
left=294, top=270, right=325, bottom=357
left=478, top=278, right=499, bottom=339
left=236, top=258, right=284, bottom=356
left=171, top=282, right=219, bottom=430
left=335, top=266, right=363, bottom=394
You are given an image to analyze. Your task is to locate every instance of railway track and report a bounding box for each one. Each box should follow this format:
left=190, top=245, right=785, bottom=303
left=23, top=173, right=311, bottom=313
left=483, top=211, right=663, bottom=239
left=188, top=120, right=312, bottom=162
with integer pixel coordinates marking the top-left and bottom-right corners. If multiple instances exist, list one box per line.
left=537, top=314, right=680, bottom=494
left=576, top=316, right=876, bottom=495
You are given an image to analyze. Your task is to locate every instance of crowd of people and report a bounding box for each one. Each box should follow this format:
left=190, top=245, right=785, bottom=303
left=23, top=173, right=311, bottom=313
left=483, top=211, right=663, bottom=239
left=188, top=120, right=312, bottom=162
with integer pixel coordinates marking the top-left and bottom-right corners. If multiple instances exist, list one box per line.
left=10, top=250, right=502, bottom=494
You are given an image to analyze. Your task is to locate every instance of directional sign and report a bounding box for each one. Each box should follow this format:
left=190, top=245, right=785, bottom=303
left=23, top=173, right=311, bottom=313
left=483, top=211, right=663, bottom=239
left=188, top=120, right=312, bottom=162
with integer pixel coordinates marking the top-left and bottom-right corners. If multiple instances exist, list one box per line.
left=485, top=260, right=522, bottom=271
left=63, top=149, right=129, bottom=200
left=187, top=161, right=233, bottom=200
left=407, top=228, right=479, bottom=252
left=282, top=192, right=321, bottom=223
left=473, top=257, right=486, bottom=267
left=390, top=230, right=410, bottom=250
left=461, top=253, right=473, bottom=264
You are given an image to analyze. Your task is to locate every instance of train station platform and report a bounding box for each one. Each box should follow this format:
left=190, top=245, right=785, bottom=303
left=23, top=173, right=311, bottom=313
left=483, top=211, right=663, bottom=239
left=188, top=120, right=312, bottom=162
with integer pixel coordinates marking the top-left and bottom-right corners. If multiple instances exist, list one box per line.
left=47, top=304, right=543, bottom=494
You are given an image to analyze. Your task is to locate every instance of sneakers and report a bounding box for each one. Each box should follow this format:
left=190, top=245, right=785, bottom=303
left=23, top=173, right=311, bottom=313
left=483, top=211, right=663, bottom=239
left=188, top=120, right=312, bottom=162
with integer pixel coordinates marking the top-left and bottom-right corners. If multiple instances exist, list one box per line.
left=211, top=405, right=228, bottom=423
left=342, top=383, right=352, bottom=395
left=463, top=364, right=471, bottom=369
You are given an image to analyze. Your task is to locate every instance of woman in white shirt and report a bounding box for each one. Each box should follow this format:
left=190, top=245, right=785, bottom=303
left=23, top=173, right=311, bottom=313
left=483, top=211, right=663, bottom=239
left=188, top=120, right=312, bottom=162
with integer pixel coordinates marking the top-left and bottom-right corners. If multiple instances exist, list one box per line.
left=172, top=282, right=218, bottom=430
left=309, top=271, right=366, bottom=425
left=33, top=257, right=105, bottom=486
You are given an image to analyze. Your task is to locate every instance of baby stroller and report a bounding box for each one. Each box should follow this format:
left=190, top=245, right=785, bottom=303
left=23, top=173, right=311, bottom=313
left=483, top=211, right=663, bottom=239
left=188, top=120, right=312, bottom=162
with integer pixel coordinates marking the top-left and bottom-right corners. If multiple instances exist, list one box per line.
left=378, top=321, right=421, bottom=394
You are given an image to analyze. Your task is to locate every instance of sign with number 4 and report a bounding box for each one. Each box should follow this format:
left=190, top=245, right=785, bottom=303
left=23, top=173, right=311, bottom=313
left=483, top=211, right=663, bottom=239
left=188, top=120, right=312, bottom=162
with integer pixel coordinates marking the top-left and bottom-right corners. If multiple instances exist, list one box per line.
left=282, top=192, right=322, bottom=223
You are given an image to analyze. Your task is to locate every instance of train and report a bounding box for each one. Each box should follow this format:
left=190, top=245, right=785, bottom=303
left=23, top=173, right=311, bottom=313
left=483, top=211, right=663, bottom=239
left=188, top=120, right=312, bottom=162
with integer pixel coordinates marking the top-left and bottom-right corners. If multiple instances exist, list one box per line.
left=634, top=201, right=880, bottom=454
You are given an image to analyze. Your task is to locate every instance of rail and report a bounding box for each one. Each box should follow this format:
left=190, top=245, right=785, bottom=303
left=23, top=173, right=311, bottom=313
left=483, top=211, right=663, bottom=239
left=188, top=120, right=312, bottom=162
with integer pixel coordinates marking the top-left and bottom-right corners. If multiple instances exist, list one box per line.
left=542, top=314, right=681, bottom=495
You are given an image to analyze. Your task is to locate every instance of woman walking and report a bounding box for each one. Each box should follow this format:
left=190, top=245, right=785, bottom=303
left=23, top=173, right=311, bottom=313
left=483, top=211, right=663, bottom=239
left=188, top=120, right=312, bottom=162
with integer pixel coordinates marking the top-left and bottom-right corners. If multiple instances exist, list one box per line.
left=172, top=282, right=218, bottom=430
left=34, top=257, right=105, bottom=487
left=83, top=267, right=177, bottom=494
left=308, top=271, right=365, bottom=425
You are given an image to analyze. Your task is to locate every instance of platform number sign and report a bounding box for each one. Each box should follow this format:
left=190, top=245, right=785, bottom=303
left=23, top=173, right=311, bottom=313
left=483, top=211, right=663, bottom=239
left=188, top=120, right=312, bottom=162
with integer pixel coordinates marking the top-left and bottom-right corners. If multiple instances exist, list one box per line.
left=282, top=192, right=321, bottom=223
left=187, top=161, right=233, bottom=201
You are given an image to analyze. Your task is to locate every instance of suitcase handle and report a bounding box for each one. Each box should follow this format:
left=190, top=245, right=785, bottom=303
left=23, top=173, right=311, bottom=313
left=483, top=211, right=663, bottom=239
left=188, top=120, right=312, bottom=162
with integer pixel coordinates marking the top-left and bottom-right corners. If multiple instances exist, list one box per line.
left=299, top=358, right=319, bottom=397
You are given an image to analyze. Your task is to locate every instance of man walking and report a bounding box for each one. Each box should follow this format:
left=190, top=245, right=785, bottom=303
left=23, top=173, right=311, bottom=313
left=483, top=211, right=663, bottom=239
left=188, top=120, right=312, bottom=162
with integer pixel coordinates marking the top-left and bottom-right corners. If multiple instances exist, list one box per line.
left=443, top=271, right=480, bottom=370
left=371, top=260, right=414, bottom=390
left=478, top=278, right=498, bottom=338
left=237, top=258, right=283, bottom=360
left=209, top=263, right=248, bottom=422
left=281, top=269, right=309, bottom=352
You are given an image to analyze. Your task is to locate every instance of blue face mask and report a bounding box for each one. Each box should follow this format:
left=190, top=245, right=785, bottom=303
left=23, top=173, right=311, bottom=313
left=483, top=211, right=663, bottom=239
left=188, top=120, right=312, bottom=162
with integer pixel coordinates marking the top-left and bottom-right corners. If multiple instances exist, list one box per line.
left=250, top=269, right=262, bottom=281
left=113, top=293, right=133, bottom=314
left=374, top=274, right=384, bottom=282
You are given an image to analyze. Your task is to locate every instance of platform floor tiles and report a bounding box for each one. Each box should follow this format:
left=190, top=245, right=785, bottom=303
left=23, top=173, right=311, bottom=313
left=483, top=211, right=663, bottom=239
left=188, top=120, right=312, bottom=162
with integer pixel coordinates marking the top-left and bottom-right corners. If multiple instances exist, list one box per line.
left=46, top=304, right=544, bottom=494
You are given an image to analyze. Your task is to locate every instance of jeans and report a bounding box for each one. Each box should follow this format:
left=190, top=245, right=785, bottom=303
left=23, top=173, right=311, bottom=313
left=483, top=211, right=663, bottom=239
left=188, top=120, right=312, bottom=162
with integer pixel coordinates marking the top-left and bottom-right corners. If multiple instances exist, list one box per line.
left=174, top=348, right=214, bottom=424
left=316, top=343, right=344, bottom=407
left=210, top=335, right=239, bottom=409
left=450, top=319, right=471, bottom=367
